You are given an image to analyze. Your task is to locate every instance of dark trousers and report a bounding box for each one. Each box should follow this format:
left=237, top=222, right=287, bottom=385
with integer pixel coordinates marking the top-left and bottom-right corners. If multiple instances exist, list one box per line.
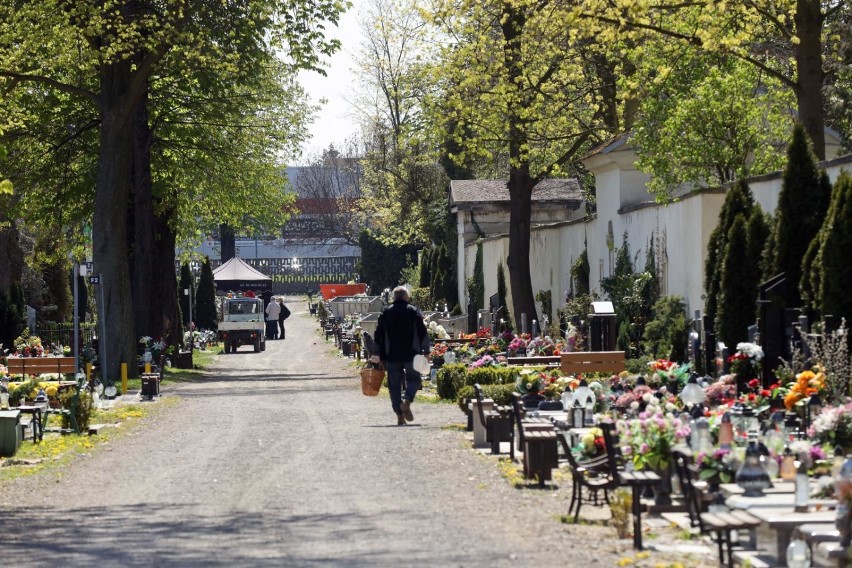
left=385, top=361, right=422, bottom=415
left=278, top=320, right=285, bottom=339
left=266, top=320, right=278, bottom=339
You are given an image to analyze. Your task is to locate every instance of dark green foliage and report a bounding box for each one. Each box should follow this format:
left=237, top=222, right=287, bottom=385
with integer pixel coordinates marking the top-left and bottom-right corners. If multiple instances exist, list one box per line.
left=759, top=216, right=778, bottom=281
left=456, top=383, right=516, bottom=409
left=41, top=257, right=70, bottom=323
left=804, top=172, right=852, bottom=322
left=0, top=283, right=26, bottom=350
left=644, top=296, right=690, bottom=362
left=643, top=236, right=660, bottom=311
left=535, top=290, right=552, bottom=322
left=705, top=181, right=755, bottom=327
left=746, top=209, right=771, bottom=297
left=358, top=230, right=417, bottom=292
left=436, top=362, right=525, bottom=402
left=427, top=242, right=457, bottom=308
left=616, top=320, right=632, bottom=353
left=195, top=256, right=218, bottom=330
left=717, top=216, right=753, bottom=346
left=496, top=261, right=513, bottom=330
left=772, top=124, right=831, bottom=306
left=419, top=246, right=432, bottom=288
left=468, top=242, right=485, bottom=311
left=178, top=262, right=194, bottom=326
left=409, top=287, right=431, bottom=310
left=451, top=303, right=463, bottom=316
left=571, top=248, right=590, bottom=296
left=601, top=233, right=653, bottom=357
left=436, top=363, right=468, bottom=400
left=625, top=355, right=654, bottom=374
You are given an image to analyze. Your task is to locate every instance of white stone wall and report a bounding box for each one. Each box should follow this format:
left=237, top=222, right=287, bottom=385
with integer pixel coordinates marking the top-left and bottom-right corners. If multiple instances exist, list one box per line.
left=462, top=154, right=852, bottom=320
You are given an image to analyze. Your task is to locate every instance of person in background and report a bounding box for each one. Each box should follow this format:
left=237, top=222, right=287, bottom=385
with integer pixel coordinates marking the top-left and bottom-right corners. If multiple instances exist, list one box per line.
left=277, top=299, right=291, bottom=339
left=265, top=296, right=281, bottom=340
left=371, top=286, right=430, bottom=426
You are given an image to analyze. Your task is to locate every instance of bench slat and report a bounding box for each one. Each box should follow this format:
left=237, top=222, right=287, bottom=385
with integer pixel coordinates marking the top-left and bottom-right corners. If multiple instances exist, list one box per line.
left=6, top=357, right=77, bottom=376
left=560, top=351, right=625, bottom=375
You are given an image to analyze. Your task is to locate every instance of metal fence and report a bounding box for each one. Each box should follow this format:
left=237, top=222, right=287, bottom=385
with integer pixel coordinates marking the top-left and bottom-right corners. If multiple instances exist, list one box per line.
left=36, top=323, right=98, bottom=347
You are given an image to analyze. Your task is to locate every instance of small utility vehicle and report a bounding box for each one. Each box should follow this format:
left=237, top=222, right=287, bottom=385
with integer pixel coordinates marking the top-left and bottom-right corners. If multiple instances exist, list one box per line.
left=218, top=297, right=266, bottom=353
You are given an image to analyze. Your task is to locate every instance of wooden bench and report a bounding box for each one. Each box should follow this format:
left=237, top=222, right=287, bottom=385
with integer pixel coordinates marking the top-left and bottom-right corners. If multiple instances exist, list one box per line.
left=600, top=422, right=661, bottom=551
left=510, top=392, right=558, bottom=487
left=560, top=351, right=625, bottom=375
left=5, top=356, right=77, bottom=378
left=672, top=450, right=760, bottom=567
left=472, top=384, right=513, bottom=455
left=505, top=355, right=560, bottom=366
left=557, top=431, right=618, bottom=522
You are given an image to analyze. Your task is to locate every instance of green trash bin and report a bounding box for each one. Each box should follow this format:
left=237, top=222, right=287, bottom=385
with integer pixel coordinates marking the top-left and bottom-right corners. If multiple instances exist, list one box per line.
left=0, top=410, right=23, bottom=457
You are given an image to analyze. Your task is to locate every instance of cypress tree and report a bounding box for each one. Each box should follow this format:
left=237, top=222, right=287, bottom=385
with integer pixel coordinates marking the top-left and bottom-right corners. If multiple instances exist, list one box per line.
left=705, top=181, right=755, bottom=326
left=178, top=262, right=194, bottom=326
left=571, top=248, right=590, bottom=296
left=809, top=172, right=852, bottom=322
left=717, top=216, right=753, bottom=347
left=496, top=261, right=513, bottom=330
left=470, top=242, right=485, bottom=310
left=419, top=246, right=432, bottom=288
left=773, top=124, right=830, bottom=306
left=195, top=257, right=218, bottom=330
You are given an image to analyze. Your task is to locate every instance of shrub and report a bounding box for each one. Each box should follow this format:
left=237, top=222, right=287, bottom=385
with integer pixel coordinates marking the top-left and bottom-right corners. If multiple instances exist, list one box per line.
left=643, top=295, right=690, bottom=361
left=456, top=383, right=516, bottom=412
left=625, top=355, right=653, bottom=374
left=467, top=366, right=518, bottom=387
left=409, top=287, right=431, bottom=310
left=436, top=363, right=468, bottom=400
left=59, top=388, right=93, bottom=431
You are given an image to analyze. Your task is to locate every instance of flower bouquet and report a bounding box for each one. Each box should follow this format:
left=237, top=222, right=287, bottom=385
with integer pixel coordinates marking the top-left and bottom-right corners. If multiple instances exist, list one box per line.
left=784, top=367, right=826, bottom=410
left=617, top=404, right=691, bottom=471
left=515, top=369, right=545, bottom=395
left=808, top=402, right=852, bottom=451
left=696, top=447, right=740, bottom=485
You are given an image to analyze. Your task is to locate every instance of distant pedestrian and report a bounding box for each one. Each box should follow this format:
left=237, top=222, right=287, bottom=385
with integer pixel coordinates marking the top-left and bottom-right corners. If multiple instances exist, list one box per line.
left=265, top=297, right=281, bottom=340
left=371, top=286, right=430, bottom=426
left=277, top=299, right=291, bottom=339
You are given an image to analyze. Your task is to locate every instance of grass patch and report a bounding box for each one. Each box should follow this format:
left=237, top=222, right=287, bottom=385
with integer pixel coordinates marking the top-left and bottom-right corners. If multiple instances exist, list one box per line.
left=441, top=423, right=467, bottom=431
left=497, top=457, right=525, bottom=487
left=0, top=398, right=175, bottom=485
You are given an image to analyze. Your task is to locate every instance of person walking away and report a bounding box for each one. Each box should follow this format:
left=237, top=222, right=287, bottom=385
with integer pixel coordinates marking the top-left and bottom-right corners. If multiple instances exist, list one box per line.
left=265, top=296, right=281, bottom=340
left=371, top=286, right=430, bottom=425
left=277, top=299, right=290, bottom=339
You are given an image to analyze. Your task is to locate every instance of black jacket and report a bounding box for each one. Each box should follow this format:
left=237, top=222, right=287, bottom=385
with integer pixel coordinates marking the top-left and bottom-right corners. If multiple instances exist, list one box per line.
left=375, top=300, right=429, bottom=362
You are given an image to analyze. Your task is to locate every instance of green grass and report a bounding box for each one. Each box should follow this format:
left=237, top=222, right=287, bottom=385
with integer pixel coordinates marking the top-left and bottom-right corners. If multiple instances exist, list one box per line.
left=0, top=398, right=178, bottom=484
left=122, top=346, right=219, bottom=393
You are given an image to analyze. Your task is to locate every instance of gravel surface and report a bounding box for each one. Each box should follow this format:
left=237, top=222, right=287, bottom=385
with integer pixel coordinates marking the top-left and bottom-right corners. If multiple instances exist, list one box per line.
left=0, top=299, right=716, bottom=567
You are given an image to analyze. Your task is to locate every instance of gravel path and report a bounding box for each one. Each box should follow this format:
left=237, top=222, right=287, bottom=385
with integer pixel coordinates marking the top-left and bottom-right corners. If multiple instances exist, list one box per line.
left=0, top=300, right=715, bottom=567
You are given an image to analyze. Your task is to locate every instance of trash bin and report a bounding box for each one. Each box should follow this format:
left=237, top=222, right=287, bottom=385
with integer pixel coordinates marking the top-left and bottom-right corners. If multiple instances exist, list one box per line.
left=0, top=410, right=23, bottom=457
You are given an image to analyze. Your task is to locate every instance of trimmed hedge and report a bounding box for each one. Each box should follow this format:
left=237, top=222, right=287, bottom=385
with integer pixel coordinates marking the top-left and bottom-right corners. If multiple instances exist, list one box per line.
left=436, top=364, right=522, bottom=401
left=457, top=383, right=517, bottom=412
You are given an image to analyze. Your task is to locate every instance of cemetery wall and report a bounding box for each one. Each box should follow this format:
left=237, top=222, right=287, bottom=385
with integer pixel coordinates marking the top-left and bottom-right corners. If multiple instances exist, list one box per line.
left=468, top=153, right=852, bottom=322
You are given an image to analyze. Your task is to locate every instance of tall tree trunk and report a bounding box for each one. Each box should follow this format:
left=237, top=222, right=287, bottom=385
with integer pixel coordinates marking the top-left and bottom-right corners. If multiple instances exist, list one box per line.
left=153, top=206, right=182, bottom=351
left=0, top=199, right=24, bottom=296
left=220, top=224, right=235, bottom=262
left=502, top=4, right=538, bottom=327
left=795, top=0, right=826, bottom=160
left=93, top=59, right=137, bottom=381
left=131, top=86, right=156, bottom=341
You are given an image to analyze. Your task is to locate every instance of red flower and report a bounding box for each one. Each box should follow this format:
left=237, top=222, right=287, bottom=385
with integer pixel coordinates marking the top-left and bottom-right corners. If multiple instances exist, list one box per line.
left=760, top=389, right=771, bottom=398
left=748, top=378, right=760, bottom=389
left=748, top=393, right=756, bottom=401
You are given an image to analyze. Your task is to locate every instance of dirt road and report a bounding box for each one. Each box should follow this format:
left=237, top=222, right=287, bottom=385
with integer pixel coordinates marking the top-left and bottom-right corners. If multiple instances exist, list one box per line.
left=0, top=299, right=709, bottom=567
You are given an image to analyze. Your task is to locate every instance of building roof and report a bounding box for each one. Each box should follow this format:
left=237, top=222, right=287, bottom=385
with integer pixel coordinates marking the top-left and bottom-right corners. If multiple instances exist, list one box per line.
left=449, top=178, right=582, bottom=210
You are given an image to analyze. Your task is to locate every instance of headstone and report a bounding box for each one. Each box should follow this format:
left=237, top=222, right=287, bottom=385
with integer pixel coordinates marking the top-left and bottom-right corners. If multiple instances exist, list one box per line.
left=757, top=274, right=789, bottom=387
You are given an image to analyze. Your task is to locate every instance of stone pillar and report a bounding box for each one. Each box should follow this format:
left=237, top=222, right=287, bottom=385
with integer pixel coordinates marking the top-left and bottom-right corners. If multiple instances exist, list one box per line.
left=472, top=398, right=494, bottom=448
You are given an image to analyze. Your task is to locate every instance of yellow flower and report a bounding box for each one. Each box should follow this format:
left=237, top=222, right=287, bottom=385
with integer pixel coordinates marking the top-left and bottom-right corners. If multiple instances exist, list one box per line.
left=45, top=386, right=58, bottom=398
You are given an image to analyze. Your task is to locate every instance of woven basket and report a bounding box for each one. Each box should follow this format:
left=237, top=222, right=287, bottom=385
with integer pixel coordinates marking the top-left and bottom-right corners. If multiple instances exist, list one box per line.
left=360, top=364, right=385, bottom=396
